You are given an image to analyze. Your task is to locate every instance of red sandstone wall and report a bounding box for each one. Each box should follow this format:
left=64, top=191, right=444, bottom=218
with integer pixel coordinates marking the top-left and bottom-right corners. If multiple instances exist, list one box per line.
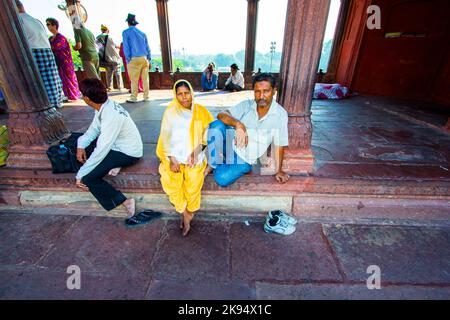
left=350, top=0, right=450, bottom=105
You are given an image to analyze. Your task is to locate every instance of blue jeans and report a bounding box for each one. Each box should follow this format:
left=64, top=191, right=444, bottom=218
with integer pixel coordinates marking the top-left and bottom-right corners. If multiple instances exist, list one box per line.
left=207, top=120, right=252, bottom=187
left=201, top=73, right=218, bottom=90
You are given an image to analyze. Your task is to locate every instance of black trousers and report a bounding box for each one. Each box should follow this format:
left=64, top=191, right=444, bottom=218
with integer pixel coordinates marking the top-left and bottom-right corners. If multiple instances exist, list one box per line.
left=81, top=150, right=140, bottom=211
left=224, top=82, right=243, bottom=92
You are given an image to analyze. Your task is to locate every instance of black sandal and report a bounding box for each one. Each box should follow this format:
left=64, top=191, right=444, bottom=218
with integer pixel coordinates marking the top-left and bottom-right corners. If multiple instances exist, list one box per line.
left=125, top=209, right=163, bottom=227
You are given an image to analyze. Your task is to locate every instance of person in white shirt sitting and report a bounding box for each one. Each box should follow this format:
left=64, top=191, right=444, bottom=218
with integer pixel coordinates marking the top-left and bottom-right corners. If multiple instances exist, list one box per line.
left=224, top=63, right=245, bottom=92
left=75, top=78, right=143, bottom=217
left=206, top=73, right=290, bottom=186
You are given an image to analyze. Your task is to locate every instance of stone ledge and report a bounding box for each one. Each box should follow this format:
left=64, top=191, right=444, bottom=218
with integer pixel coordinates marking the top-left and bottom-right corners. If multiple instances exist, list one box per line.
left=16, top=191, right=293, bottom=216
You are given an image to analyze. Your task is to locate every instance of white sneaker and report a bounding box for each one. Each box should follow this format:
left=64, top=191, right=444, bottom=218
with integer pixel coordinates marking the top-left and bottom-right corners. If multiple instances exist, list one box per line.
left=264, top=215, right=296, bottom=235
left=267, top=210, right=298, bottom=225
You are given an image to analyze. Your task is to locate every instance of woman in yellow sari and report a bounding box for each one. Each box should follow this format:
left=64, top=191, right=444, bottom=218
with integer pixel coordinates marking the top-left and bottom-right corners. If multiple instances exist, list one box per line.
left=157, top=80, right=214, bottom=236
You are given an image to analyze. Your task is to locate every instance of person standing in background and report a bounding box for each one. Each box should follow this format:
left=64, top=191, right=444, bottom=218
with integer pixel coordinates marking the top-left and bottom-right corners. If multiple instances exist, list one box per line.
left=46, top=17, right=81, bottom=101
left=96, top=24, right=123, bottom=92
left=122, top=14, right=151, bottom=103
left=16, top=1, right=63, bottom=109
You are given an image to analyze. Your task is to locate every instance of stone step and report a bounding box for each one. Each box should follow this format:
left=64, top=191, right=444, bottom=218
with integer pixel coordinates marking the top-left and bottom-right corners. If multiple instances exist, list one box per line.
left=1, top=190, right=449, bottom=223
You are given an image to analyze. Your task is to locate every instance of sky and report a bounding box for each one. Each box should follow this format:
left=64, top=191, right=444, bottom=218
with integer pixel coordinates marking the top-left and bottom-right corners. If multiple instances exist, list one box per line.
left=21, top=0, right=341, bottom=56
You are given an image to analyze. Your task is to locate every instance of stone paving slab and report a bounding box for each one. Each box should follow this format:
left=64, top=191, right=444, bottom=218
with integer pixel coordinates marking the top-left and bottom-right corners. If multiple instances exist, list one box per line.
left=37, top=216, right=165, bottom=276
left=323, top=224, right=450, bottom=284
left=151, top=220, right=230, bottom=282
left=0, top=268, right=150, bottom=300
left=255, top=282, right=450, bottom=300
left=146, top=279, right=256, bottom=300
left=230, top=222, right=342, bottom=282
left=0, top=213, right=77, bottom=266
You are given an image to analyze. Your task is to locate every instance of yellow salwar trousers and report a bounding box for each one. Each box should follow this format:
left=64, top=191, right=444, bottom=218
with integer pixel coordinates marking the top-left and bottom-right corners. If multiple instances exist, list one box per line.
left=159, top=159, right=207, bottom=214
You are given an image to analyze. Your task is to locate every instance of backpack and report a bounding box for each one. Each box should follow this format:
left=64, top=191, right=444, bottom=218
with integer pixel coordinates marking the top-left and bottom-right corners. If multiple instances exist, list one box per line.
left=46, top=132, right=96, bottom=174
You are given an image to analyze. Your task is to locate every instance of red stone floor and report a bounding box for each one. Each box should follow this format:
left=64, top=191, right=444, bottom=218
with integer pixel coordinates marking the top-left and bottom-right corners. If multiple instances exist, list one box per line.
left=0, top=209, right=449, bottom=299
left=1, top=90, right=450, bottom=181
left=1, top=92, right=450, bottom=299
left=3, top=89, right=448, bottom=179
left=1, top=91, right=450, bottom=199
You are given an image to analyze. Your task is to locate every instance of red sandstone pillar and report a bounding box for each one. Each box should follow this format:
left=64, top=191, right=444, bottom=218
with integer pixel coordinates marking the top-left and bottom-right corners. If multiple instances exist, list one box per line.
left=444, top=118, right=450, bottom=132
left=277, top=0, right=331, bottom=174
left=156, top=0, right=173, bottom=73
left=245, top=0, right=259, bottom=73
left=0, top=0, right=68, bottom=168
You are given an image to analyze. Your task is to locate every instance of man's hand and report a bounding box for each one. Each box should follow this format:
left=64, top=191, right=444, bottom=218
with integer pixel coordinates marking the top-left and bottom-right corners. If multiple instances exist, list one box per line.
left=235, top=121, right=248, bottom=148
left=73, top=42, right=82, bottom=51
left=169, top=156, right=181, bottom=173
left=275, top=170, right=290, bottom=184
left=76, top=179, right=89, bottom=191
left=77, top=148, right=87, bottom=163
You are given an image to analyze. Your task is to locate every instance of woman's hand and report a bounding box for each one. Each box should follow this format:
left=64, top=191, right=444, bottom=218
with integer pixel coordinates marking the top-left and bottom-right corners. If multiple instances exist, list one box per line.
left=186, top=151, right=198, bottom=168
left=169, top=156, right=181, bottom=173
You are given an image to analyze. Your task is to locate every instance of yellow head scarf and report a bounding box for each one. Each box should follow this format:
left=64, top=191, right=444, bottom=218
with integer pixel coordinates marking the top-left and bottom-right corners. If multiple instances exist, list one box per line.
left=156, top=79, right=214, bottom=162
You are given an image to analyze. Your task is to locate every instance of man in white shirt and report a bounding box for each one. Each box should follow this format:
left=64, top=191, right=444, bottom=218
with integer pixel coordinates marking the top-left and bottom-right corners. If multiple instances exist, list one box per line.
left=224, top=63, right=245, bottom=92
left=75, top=78, right=143, bottom=217
left=206, top=73, right=290, bottom=187
left=16, top=0, right=63, bottom=109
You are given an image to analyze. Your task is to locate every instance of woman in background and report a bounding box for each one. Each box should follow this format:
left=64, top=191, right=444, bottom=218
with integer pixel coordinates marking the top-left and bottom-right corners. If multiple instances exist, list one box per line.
left=201, top=62, right=219, bottom=91
left=46, top=17, right=81, bottom=101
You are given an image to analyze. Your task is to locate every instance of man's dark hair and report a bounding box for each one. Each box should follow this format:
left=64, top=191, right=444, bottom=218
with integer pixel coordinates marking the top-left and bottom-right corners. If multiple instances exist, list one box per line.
left=46, top=17, right=59, bottom=29
left=175, top=80, right=191, bottom=92
left=253, top=72, right=277, bottom=89
left=79, top=78, right=108, bottom=104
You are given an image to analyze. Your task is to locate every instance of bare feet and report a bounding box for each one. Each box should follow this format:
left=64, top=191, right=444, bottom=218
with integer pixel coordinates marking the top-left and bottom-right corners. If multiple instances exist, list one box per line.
left=182, top=210, right=194, bottom=236
left=123, top=198, right=135, bottom=218
left=204, top=165, right=213, bottom=177
left=109, top=167, right=121, bottom=176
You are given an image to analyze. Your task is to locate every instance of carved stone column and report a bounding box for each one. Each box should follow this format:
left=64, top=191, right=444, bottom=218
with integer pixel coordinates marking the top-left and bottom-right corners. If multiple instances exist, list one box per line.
left=244, top=0, right=259, bottom=73
left=0, top=0, right=68, bottom=168
left=156, top=0, right=173, bottom=73
left=277, top=0, right=331, bottom=174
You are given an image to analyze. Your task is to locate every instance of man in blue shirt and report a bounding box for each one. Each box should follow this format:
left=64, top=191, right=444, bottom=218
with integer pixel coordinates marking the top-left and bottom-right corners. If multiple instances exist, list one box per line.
left=122, top=14, right=151, bottom=103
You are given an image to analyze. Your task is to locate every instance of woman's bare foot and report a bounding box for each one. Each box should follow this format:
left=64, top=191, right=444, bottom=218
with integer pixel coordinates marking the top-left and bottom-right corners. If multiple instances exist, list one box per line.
left=123, top=198, right=135, bottom=218
left=182, top=210, right=194, bottom=236
left=180, top=215, right=184, bottom=229
left=109, top=167, right=122, bottom=176
left=204, top=165, right=213, bottom=177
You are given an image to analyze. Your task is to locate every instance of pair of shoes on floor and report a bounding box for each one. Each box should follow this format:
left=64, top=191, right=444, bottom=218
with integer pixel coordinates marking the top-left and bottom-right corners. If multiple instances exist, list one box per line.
left=126, top=98, right=139, bottom=103
left=125, top=209, right=163, bottom=227
left=263, top=210, right=297, bottom=235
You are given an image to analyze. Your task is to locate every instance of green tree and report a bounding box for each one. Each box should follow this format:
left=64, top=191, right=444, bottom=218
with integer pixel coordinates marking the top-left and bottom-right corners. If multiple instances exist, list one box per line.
left=67, top=38, right=82, bottom=70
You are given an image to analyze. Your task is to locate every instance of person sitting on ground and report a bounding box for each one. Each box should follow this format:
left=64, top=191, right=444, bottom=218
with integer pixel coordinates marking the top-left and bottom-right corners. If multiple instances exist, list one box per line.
left=224, top=63, right=245, bottom=92
left=205, top=73, right=290, bottom=186
left=201, top=62, right=219, bottom=91
left=156, top=80, right=214, bottom=236
left=75, top=78, right=143, bottom=218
